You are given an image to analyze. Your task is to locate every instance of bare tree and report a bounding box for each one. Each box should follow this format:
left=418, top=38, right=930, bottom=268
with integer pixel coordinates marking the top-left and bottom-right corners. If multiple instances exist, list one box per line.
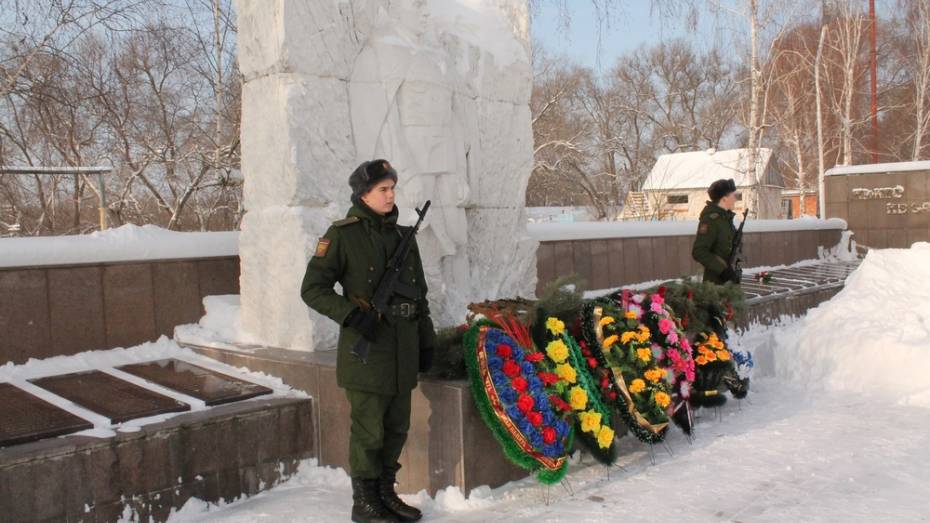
left=823, top=3, right=866, bottom=166
left=0, top=0, right=241, bottom=235
left=528, top=37, right=743, bottom=220
left=903, top=0, right=930, bottom=160
left=816, top=24, right=827, bottom=217
left=528, top=52, right=616, bottom=219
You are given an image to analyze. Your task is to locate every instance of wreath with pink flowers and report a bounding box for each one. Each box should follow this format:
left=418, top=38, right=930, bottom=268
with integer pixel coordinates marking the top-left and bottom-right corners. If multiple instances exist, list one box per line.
left=608, top=288, right=696, bottom=434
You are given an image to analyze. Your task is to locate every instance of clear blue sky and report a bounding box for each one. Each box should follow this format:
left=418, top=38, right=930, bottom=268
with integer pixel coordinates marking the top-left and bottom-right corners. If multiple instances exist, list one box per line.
left=532, top=2, right=704, bottom=71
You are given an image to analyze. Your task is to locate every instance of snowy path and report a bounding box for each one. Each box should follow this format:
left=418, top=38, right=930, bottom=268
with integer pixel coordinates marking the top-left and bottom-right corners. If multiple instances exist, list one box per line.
left=168, top=379, right=930, bottom=523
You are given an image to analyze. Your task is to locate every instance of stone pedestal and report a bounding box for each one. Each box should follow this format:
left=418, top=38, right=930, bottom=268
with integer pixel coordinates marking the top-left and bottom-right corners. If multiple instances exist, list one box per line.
left=235, top=0, right=537, bottom=351
left=183, top=343, right=527, bottom=495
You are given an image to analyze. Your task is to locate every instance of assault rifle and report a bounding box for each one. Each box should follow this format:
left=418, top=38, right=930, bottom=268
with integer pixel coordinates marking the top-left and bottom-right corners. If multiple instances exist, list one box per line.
left=726, top=209, right=749, bottom=284
left=351, top=200, right=431, bottom=363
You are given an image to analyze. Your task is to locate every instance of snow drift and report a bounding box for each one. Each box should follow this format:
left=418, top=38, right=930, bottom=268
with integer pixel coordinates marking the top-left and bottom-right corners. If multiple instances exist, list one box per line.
left=775, top=242, right=930, bottom=407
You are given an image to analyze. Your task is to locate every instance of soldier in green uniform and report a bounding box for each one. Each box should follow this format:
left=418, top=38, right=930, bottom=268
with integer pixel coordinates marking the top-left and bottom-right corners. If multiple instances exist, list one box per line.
left=690, top=178, right=750, bottom=399
left=301, top=159, right=436, bottom=523
left=692, top=178, right=739, bottom=285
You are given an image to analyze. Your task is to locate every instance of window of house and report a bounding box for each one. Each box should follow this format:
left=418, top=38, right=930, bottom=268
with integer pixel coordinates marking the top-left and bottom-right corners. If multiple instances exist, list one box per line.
left=781, top=199, right=793, bottom=219
left=735, top=192, right=743, bottom=201
left=667, top=194, right=688, bottom=204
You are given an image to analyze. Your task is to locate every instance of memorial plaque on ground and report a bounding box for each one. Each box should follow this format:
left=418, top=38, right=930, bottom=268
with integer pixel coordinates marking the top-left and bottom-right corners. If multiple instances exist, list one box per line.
left=30, top=371, right=190, bottom=423
left=0, top=382, right=93, bottom=446
left=117, top=359, right=272, bottom=406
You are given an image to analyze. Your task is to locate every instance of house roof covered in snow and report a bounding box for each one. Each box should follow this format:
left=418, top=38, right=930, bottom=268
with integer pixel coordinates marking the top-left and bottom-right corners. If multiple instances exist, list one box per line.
left=824, top=160, right=930, bottom=177
left=642, top=148, right=783, bottom=191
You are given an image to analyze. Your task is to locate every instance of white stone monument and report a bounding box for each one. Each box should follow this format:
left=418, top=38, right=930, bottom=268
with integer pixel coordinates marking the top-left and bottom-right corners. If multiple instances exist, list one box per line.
left=235, top=0, right=537, bottom=351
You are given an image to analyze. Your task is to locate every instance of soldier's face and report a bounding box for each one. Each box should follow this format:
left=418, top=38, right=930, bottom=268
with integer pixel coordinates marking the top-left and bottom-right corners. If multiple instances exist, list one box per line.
left=719, top=192, right=737, bottom=210
left=361, top=179, right=396, bottom=215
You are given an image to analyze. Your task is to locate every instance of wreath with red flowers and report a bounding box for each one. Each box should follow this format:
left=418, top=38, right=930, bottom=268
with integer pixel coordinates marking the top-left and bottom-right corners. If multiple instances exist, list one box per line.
left=463, top=317, right=575, bottom=484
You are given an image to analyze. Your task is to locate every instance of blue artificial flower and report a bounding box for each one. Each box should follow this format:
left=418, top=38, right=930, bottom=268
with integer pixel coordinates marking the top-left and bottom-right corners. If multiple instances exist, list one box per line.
left=521, top=361, right=535, bottom=375
left=529, top=380, right=544, bottom=397
left=499, top=387, right=517, bottom=405
left=733, top=350, right=754, bottom=368
left=488, top=355, right=503, bottom=372
left=554, top=420, right=569, bottom=438
left=512, top=346, right=525, bottom=363
left=507, top=405, right=524, bottom=422
left=537, top=395, right=551, bottom=412
left=518, top=419, right=535, bottom=436
left=542, top=410, right=555, bottom=426
left=529, top=430, right=544, bottom=449
left=491, top=373, right=508, bottom=389
left=542, top=444, right=559, bottom=458
left=528, top=376, right=542, bottom=391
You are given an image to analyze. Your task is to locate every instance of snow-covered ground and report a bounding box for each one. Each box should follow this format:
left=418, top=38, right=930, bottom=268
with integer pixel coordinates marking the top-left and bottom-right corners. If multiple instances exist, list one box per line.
left=164, top=364, right=930, bottom=522
left=162, top=242, right=930, bottom=523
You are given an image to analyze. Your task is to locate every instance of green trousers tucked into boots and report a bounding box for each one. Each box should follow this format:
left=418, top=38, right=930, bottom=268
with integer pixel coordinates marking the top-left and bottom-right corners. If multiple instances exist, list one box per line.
left=345, top=388, right=412, bottom=479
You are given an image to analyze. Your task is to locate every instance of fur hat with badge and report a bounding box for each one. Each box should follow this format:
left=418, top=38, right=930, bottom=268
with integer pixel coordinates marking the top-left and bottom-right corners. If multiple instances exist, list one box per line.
left=349, top=159, right=398, bottom=199
left=708, top=178, right=737, bottom=202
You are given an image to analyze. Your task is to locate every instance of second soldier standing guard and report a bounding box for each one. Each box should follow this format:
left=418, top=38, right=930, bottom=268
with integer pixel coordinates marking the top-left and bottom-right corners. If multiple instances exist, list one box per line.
left=692, top=178, right=740, bottom=286
left=301, top=160, right=436, bottom=523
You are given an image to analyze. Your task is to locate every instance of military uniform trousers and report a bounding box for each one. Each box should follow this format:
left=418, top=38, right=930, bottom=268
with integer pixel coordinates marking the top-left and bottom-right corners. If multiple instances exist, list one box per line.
left=345, top=387, right=412, bottom=479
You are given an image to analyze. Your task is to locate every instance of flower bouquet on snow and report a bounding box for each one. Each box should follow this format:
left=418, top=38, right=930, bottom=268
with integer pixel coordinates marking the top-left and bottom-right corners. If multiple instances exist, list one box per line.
left=581, top=297, right=673, bottom=444
left=534, top=315, right=617, bottom=465
left=609, top=288, right=697, bottom=435
left=689, top=331, right=752, bottom=407
left=464, top=314, right=575, bottom=484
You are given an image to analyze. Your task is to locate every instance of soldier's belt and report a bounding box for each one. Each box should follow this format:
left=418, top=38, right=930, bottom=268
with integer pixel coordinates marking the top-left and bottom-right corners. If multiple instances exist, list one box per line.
left=389, top=302, right=418, bottom=319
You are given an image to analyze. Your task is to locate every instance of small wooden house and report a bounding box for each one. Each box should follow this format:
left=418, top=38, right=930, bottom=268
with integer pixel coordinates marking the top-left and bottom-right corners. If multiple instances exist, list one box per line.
left=624, top=148, right=785, bottom=220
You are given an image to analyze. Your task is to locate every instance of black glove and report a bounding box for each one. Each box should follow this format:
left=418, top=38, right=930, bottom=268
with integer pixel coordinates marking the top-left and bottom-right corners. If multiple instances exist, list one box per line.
left=345, top=308, right=378, bottom=342
left=719, top=266, right=737, bottom=284
left=419, top=346, right=435, bottom=373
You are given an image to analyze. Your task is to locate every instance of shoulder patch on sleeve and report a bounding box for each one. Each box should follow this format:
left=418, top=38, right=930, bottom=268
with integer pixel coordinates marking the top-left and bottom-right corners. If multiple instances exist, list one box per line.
left=314, top=238, right=332, bottom=257
left=698, top=223, right=709, bottom=234
left=333, top=216, right=360, bottom=227
left=709, top=212, right=720, bottom=220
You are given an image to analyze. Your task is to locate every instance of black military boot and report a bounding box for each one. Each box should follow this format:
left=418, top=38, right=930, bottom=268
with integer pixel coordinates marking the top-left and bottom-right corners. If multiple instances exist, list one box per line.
left=351, top=478, right=398, bottom=523
left=379, top=469, right=422, bottom=522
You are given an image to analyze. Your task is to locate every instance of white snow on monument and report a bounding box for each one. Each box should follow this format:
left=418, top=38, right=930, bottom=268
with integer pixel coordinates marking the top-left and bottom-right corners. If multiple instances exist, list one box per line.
left=235, top=0, right=536, bottom=351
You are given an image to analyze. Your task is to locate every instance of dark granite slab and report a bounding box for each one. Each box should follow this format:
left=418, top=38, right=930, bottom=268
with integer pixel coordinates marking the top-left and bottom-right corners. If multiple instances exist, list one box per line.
left=30, top=371, right=189, bottom=423
left=117, top=359, right=272, bottom=406
left=0, top=383, right=93, bottom=447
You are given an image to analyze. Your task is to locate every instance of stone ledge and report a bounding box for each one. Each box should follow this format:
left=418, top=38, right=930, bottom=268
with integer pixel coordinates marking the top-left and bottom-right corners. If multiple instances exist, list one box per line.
left=0, top=397, right=314, bottom=523
left=183, top=343, right=526, bottom=496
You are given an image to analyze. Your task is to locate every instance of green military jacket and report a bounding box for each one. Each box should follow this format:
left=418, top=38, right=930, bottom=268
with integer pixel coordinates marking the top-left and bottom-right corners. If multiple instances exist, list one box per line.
left=691, top=201, right=737, bottom=285
left=300, top=201, right=436, bottom=395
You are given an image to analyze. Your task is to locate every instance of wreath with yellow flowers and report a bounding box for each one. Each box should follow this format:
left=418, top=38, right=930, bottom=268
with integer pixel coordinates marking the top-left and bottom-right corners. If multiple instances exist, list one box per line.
left=536, top=315, right=618, bottom=465
left=581, top=298, right=671, bottom=445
